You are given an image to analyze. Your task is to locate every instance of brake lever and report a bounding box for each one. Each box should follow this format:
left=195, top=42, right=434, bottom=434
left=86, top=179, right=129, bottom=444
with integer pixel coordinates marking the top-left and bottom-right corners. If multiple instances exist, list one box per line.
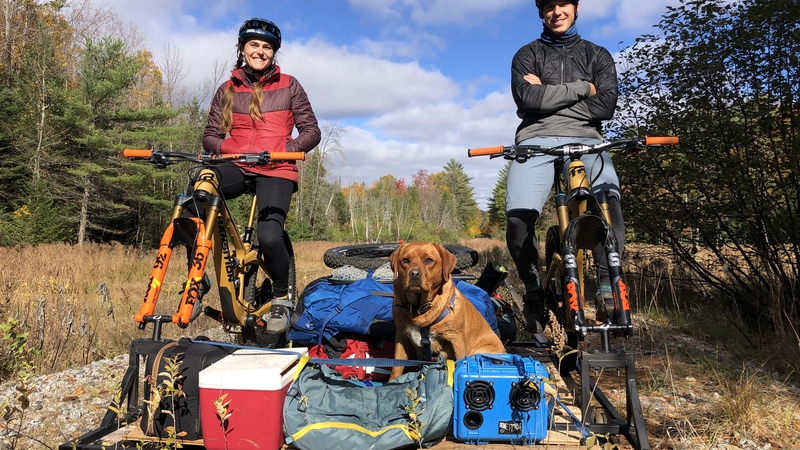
left=514, top=153, right=529, bottom=164
left=151, top=151, right=171, bottom=168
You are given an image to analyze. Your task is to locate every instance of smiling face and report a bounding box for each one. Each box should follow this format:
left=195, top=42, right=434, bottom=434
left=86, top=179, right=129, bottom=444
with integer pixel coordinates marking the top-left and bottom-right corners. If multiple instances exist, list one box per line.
left=242, top=38, right=275, bottom=72
left=542, top=0, right=578, bottom=35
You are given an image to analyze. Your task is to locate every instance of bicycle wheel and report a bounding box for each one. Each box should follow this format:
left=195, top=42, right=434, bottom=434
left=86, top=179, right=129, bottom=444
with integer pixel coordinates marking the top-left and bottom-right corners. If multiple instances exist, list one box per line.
left=322, top=243, right=478, bottom=271
left=545, top=226, right=579, bottom=374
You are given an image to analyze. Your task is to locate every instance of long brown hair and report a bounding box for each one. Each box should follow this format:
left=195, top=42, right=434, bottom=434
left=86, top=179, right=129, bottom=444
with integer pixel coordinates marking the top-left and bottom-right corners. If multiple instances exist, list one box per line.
left=219, top=49, right=273, bottom=132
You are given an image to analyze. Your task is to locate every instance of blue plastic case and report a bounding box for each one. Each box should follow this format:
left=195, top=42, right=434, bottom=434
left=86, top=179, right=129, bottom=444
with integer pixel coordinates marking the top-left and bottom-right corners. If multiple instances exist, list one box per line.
left=453, top=353, right=551, bottom=444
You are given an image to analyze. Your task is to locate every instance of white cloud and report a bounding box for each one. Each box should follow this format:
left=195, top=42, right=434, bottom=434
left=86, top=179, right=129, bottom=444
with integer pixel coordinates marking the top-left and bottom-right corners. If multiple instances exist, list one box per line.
left=283, top=38, right=460, bottom=119
left=581, top=0, right=683, bottom=45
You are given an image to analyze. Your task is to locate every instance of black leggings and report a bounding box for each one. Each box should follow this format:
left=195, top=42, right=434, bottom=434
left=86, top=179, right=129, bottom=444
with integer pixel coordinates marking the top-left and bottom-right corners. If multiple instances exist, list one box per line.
left=185, top=163, right=295, bottom=296
left=252, top=176, right=294, bottom=296
left=506, top=196, right=625, bottom=289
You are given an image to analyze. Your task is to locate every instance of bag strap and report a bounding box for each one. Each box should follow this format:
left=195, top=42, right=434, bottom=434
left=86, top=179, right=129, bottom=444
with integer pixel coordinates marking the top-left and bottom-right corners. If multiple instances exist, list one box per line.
left=190, top=339, right=306, bottom=356
left=294, top=355, right=455, bottom=386
left=314, top=289, right=395, bottom=346
left=145, top=341, right=179, bottom=435
left=555, top=396, right=591, bottom=439
left=308, top=357, right=439, bottom=367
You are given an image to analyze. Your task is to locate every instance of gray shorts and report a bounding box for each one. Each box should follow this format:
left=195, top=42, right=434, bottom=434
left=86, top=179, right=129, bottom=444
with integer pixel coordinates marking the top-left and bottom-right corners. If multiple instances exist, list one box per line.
left=506, top=136, right=621, bottom=213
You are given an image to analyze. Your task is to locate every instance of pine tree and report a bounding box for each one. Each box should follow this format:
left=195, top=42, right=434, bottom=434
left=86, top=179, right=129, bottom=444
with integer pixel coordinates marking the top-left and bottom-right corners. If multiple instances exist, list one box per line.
left=437, top=159, right=479, bottom=232
left=486, top=161, right=510, bottom=234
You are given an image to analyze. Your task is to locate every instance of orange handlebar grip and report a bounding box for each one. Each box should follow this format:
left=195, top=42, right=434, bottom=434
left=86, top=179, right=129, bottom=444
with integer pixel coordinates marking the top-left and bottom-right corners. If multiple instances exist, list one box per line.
left=270, top=151, right=306, bottom=161
left=645, top=136, right=679, bottom=146
left=468, top=146, right=504, bottom=157
left=123, top=149, right=154, bottom=158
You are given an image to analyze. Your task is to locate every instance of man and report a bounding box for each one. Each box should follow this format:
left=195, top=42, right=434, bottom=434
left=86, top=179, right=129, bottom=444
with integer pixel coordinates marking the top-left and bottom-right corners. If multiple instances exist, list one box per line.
left=507, top=0, right=622, bottom=333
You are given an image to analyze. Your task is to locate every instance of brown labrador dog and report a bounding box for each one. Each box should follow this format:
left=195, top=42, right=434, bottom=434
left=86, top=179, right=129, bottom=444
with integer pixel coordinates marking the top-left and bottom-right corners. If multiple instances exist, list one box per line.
left=389, top=242, right=505, bottom=380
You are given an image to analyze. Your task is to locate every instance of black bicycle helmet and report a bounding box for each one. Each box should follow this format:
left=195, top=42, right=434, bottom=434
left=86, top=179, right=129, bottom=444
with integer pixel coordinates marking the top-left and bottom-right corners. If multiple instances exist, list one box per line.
left=237, top=18, right=281, bottom=50
left=536, top=0, right=578, bottom=8
left=536, top=0, right=579, bottom=17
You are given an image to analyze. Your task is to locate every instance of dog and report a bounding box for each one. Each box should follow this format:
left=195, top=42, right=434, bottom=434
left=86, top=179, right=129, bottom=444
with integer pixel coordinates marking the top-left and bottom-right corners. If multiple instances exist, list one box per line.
left=389, top=242, right=505, bottom=380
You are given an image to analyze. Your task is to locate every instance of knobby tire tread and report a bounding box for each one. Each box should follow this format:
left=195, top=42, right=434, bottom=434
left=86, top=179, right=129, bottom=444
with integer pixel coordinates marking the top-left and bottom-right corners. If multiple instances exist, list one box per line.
left=322, top=243, right=478, bottom=270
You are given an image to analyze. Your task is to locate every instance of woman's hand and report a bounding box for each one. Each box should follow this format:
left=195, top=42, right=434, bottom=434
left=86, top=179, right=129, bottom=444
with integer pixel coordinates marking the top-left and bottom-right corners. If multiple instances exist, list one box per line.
left=524, top=73, right=542, bottom=85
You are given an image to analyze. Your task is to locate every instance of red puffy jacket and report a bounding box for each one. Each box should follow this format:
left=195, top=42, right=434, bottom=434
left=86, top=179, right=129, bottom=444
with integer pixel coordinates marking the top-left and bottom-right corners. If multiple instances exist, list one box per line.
left=202, top=65, right=321, bottom=182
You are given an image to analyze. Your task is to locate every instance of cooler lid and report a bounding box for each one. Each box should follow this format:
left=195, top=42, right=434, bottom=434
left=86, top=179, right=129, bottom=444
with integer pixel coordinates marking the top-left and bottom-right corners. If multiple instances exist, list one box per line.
left=199, top=347, right=307, bottom=390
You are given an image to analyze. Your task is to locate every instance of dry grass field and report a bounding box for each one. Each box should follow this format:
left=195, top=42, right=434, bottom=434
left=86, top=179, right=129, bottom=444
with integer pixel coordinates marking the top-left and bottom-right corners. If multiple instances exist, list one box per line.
left=1, top=239, right=799, bottom=448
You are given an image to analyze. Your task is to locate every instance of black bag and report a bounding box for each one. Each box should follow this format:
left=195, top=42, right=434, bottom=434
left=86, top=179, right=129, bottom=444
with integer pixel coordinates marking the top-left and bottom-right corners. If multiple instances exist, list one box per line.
left=140, top=336, right=237, bottom=440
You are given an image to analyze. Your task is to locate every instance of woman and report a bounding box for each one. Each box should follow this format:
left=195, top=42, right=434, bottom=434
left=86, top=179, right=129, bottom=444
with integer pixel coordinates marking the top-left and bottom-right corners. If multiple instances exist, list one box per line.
left=507, top=0, right=620, bottom=332
left=202, top=17, right=321, bottom=333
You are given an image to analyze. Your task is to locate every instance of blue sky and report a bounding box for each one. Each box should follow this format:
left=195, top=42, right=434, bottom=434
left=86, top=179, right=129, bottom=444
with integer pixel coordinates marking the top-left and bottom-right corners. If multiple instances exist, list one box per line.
left=80, top=0, right=680, bottom=208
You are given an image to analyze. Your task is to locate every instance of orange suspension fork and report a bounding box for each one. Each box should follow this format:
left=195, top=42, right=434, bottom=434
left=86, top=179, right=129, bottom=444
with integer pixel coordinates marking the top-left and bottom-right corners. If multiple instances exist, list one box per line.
left=134, top=216, right=206, bottom=327
left=173, top=220, right=213, bottom=327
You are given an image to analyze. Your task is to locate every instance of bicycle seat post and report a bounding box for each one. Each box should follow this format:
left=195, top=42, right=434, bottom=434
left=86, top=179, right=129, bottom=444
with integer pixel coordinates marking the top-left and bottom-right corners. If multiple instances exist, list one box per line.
left=599, top=328, right=611, bottom=353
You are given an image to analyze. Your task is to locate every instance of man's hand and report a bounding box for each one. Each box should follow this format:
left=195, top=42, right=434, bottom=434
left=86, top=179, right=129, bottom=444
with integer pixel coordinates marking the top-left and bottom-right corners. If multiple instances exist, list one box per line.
left=524, top=73, right=542, bottom=85
left=588, top=82, right=597, bottom=96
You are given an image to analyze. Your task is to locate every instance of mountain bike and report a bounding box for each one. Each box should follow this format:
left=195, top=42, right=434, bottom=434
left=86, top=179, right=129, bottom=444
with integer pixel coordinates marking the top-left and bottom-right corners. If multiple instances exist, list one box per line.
left=469, top=136, right=678, bottom=350
left=469, top=136, right=678, bottom=450
left=123, top=148, right=305, bottom=347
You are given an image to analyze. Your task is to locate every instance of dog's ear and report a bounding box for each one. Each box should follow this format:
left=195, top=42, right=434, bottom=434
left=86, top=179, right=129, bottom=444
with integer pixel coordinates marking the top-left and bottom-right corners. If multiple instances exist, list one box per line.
left=436, top=243, right=457, bottom=281
left=390, top=243, right=404, bottom=273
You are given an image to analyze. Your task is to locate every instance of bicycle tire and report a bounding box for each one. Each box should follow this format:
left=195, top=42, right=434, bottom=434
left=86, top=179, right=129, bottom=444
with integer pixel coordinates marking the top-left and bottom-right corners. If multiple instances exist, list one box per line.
left=322, top=242, right=478, bottom=271
left=545, top=226, right=579, bottom=375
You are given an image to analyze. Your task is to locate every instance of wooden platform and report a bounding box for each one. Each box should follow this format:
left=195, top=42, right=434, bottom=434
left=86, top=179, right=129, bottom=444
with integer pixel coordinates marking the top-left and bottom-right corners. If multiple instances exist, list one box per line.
left=97, top=377, right=631, bottom=450
left=105, top=414, right=600, bottom=449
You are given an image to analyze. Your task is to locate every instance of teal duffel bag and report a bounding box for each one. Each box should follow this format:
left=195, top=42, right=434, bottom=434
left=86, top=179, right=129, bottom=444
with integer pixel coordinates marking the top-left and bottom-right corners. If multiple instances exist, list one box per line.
left=283, top=356, right=455, bottom=450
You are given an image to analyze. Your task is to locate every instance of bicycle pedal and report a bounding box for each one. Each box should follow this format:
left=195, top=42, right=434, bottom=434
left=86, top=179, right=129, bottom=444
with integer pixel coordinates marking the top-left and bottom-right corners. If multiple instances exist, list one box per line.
left=244, top=314, right=267, bottom=329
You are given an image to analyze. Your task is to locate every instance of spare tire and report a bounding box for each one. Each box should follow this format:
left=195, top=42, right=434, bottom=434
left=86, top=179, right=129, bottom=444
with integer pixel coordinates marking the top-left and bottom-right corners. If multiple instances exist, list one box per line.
left=323, top=243, right=478, bottom=271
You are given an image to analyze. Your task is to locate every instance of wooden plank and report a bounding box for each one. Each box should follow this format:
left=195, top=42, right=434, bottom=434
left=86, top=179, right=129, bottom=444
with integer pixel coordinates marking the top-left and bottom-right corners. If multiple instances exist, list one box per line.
left=101, top=396, right=596, bottom=449
left=104, top=424, right=204, bottom=446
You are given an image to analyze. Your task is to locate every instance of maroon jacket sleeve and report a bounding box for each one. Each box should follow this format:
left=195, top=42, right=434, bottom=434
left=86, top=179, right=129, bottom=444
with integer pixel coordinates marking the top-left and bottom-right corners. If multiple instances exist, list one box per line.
left=285, top=77, right=321, bottom=153
left=202, top=83, right=227, bottom=154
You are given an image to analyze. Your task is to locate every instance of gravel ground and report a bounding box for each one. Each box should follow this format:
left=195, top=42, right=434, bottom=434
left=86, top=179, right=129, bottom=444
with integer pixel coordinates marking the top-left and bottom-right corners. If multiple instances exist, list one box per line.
left=0, top=328, right=237, bottom=450
left=0, top=353, right=131, bottom=449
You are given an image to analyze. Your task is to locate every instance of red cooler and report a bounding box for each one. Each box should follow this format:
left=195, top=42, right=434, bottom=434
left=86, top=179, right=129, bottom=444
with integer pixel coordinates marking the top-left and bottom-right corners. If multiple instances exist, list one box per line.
left=199, top=348, right=306, bottom=450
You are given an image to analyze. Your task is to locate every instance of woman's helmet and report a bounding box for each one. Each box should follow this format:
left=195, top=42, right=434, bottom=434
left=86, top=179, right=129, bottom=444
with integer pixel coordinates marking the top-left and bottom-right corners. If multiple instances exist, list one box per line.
left=536, top=0, right=579, bottom=7
left=535, top=0, right=579, bottom=17
left=237, top=18, right=281, bottom=50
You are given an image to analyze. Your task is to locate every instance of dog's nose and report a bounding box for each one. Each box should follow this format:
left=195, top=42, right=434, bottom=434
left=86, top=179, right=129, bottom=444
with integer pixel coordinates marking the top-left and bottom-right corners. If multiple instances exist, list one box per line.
left=409, top=269, right=421, bottom=279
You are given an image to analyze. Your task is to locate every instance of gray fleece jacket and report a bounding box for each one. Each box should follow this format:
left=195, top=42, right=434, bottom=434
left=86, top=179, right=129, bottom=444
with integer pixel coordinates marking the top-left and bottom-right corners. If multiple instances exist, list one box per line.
left=511, top=37, right=618, bottom=143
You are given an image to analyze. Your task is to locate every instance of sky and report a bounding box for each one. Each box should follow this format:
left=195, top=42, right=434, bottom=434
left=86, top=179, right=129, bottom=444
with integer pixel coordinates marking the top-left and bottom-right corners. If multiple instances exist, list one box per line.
left=78, top=0, right=680, bottom=209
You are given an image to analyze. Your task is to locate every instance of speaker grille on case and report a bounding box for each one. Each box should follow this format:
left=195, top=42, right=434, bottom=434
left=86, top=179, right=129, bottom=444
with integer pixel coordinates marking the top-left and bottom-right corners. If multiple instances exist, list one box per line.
left=509, top=379, right=541, bottom=412
left=463, top=380, right=495, bottom=411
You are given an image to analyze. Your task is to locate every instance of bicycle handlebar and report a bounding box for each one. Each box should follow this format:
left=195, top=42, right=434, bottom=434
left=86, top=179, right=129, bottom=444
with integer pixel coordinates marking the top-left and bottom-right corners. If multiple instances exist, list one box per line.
left=467, top=136, right=679, bottom=159
left=644, top=136, right=679, bottom=146
left=122, top=149, right=306, bottom=165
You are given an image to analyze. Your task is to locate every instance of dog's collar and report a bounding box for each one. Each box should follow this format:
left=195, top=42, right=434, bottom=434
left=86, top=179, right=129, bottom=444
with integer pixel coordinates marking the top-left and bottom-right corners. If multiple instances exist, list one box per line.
left=397, top=292, right=456, bottom=323
left=431, top=292, right=456, bottom=325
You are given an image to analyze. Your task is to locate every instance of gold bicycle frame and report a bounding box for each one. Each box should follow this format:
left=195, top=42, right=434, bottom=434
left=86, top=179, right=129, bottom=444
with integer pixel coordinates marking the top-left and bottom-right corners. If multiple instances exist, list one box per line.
left=135, top=167, right=273, bottom=328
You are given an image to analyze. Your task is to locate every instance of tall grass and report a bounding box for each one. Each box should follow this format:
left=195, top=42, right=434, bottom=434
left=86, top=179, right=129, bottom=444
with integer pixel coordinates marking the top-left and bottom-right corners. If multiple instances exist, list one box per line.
left=0, top=241, right=345, bottom=377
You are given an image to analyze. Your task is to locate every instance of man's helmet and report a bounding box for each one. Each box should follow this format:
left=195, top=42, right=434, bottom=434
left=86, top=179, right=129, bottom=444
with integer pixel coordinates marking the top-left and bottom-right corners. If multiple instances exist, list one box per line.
left=237, top=18, right=281, bottom=50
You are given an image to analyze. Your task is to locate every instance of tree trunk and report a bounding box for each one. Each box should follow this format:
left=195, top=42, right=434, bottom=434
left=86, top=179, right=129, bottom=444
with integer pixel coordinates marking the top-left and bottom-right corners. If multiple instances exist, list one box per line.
left=77, top=178, right=89, bottom=245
